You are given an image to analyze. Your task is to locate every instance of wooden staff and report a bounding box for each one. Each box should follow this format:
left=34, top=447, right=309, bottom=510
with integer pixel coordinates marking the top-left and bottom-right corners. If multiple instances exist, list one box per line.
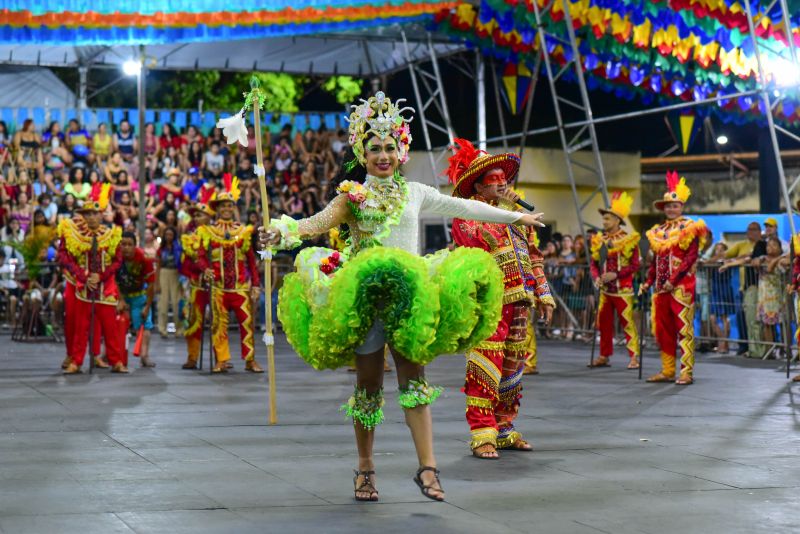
left=252, top=83, right=278, bottom=425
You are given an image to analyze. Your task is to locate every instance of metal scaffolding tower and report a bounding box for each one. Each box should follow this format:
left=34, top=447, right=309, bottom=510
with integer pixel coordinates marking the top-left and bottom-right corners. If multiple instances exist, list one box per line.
left=743, top=0, right=800, bottom=237
left=401, top=31, right=456, bottom=190
left=532, top=0, right=610, bottom=237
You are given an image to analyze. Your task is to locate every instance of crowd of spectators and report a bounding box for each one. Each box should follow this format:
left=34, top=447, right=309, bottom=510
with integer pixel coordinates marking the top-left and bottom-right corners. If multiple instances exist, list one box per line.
left=0, top=115, right=345, bottom=333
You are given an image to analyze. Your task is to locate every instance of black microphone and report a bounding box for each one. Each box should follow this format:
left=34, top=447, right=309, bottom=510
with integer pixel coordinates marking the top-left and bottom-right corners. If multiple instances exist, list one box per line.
left=516, top=199, right=535, bottom=211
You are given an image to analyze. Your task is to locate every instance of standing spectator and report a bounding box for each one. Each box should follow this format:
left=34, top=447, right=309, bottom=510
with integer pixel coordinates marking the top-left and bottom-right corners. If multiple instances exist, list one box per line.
left=762, top=218, right=789, bottom=253
left=721, top=222, right=764, bottom=356
left=156, top=226, right=182, bottom=338
left=142, top=227, right=159, bottom=261
left=756, top=236, right=787, bottom=349
left=92, top=122, right=113, bottom=163
left=706, top=242, right=735, bottom=354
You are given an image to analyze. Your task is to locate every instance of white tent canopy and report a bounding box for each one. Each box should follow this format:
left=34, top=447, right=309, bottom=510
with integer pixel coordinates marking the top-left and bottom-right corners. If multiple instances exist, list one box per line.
left=0, top=66, right=76, bottom=109
left=0, top=25, right=463, bottom=77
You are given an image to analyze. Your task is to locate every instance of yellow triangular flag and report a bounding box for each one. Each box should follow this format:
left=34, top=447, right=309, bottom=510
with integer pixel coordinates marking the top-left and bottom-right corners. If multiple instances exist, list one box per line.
left=679, top=114, right=695, bottom=154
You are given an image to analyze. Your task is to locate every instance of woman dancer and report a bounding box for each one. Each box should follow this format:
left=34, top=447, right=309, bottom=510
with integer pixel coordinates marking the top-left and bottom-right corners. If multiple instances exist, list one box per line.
left=258, top=92, right=545, bottom=503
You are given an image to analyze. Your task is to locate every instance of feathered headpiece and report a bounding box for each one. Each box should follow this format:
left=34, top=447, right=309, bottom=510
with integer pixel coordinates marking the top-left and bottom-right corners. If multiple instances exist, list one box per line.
left=345, top=91, right=414, bottom=168
left=599, top=190, right=633, bottom=224
left=189, top=184, right=216, bottom=217
left=210, top=173, right=240, bottom=207
left=445, top=137, right=520, bottom=198
left=79, top=183, right=111, bottom=212
left=654, top=170, right=691, bottom=210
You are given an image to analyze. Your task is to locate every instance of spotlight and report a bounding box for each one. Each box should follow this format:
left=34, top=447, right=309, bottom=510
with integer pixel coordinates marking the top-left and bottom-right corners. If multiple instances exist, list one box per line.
left=716, top=135, right=729, bottom=145
left=122, top=60, right=141, bottom=76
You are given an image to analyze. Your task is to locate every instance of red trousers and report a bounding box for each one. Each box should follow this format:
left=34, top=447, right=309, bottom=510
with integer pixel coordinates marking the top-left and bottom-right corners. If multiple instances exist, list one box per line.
left=211, top=289, right=255, bottom=363
left=184, top=286, right=210, bottom=362
left=653, top=289, right=695, bottom=377
left=465, top=302, right=528, bottom=449
left=64, top=282, right=126, bottom=367
left=597, top=293, right=638, bottom=359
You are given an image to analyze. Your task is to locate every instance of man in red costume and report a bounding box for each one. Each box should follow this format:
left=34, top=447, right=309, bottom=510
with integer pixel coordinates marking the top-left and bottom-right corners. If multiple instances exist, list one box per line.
left=640, top=172, right=709, bottom=385
left=58, top=184, right=127, bottom=374
left=589, top=191, right=641, bottom=369
left=180, top=186, right=215, bottom=369
left=197, top=174, right=262, bottom=373
left=448, top=139, right=555, bottom=459
left=116, top=231, right=157, bottom=368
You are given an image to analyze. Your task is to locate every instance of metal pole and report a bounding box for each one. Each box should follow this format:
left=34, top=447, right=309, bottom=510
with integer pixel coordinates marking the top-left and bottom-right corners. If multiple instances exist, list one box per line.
left=743, top=0, right=797, bottom=237
left=78, top=65, right=88, bottom=111
left=532, top=1, right=588, bottom=240
left=476, top=51, right=487, bottom=151
left=401, top=30, right=451, bottom=243
left=427, top=34, right=455, bottom=147
left=137, top=45, right=147, bottom=245
left=517, top=51, right=543, bottom=161
left=490, top=57, right=509, bottom=151
left=561, top=3, right=609, bottom=208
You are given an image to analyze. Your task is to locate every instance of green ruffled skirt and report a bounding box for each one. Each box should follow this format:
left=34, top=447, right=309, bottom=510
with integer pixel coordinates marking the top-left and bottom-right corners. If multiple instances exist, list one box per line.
left=277, top=246, right=503, bottom=370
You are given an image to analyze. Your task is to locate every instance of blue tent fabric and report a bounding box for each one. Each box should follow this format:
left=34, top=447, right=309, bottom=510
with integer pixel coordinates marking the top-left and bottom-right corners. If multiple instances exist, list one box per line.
left=33, top=107, right=45, bottom=126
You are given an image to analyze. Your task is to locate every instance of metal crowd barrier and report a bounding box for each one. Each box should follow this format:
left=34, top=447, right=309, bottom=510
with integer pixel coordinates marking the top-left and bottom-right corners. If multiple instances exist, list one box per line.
left=535, top=258, right=797, bottom=371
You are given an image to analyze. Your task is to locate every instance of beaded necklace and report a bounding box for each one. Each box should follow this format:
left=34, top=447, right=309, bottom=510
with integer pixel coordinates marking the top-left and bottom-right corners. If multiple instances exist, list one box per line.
left=336, top=173, right=409, bottom=252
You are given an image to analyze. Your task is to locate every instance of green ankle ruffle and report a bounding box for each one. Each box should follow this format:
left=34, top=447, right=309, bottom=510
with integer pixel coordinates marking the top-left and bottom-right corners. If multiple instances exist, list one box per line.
left=341, top=387, right=385, bottom=430
left=397, top=378, right=442, bottom=409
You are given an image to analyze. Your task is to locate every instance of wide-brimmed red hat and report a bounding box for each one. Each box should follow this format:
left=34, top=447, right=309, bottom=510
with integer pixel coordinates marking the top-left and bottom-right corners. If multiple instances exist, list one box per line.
left=445, top=138, right=520, bottom=198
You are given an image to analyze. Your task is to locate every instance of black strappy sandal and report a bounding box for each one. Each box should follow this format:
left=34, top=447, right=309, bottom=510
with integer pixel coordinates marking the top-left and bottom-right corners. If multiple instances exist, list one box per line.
left=353, top=469, right=379, bottom=502
left=413, top=466, right=445, bottom=502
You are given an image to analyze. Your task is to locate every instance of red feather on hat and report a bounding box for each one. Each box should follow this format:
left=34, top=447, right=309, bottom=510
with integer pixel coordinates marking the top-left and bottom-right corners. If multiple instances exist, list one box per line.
left=445, top=138, right=484, bottom=186
left=665, top=170, right=680, bottom=193
left=199, top=184, right=215, bottom=206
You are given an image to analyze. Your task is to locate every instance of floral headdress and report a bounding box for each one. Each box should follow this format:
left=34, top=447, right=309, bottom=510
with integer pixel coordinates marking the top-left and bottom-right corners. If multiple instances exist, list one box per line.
left=345, top=91, right=414, bottom=169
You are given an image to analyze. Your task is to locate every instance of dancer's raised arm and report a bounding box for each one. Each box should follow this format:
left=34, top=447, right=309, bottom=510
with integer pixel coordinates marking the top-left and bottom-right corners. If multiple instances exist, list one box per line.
left=418, top=183, right=545, bottom=227
left=260, top=193, right=349, bottom=249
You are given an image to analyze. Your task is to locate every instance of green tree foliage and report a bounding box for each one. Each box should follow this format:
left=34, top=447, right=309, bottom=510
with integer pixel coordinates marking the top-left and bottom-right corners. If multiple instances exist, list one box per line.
left=161, top=71, right=361, bottom=111
left=322, top=76, right=364, bottom=105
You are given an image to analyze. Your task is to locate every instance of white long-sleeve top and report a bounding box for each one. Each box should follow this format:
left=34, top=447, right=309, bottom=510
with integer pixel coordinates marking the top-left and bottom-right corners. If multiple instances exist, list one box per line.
left=286, top=175, right=523, bottom=255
